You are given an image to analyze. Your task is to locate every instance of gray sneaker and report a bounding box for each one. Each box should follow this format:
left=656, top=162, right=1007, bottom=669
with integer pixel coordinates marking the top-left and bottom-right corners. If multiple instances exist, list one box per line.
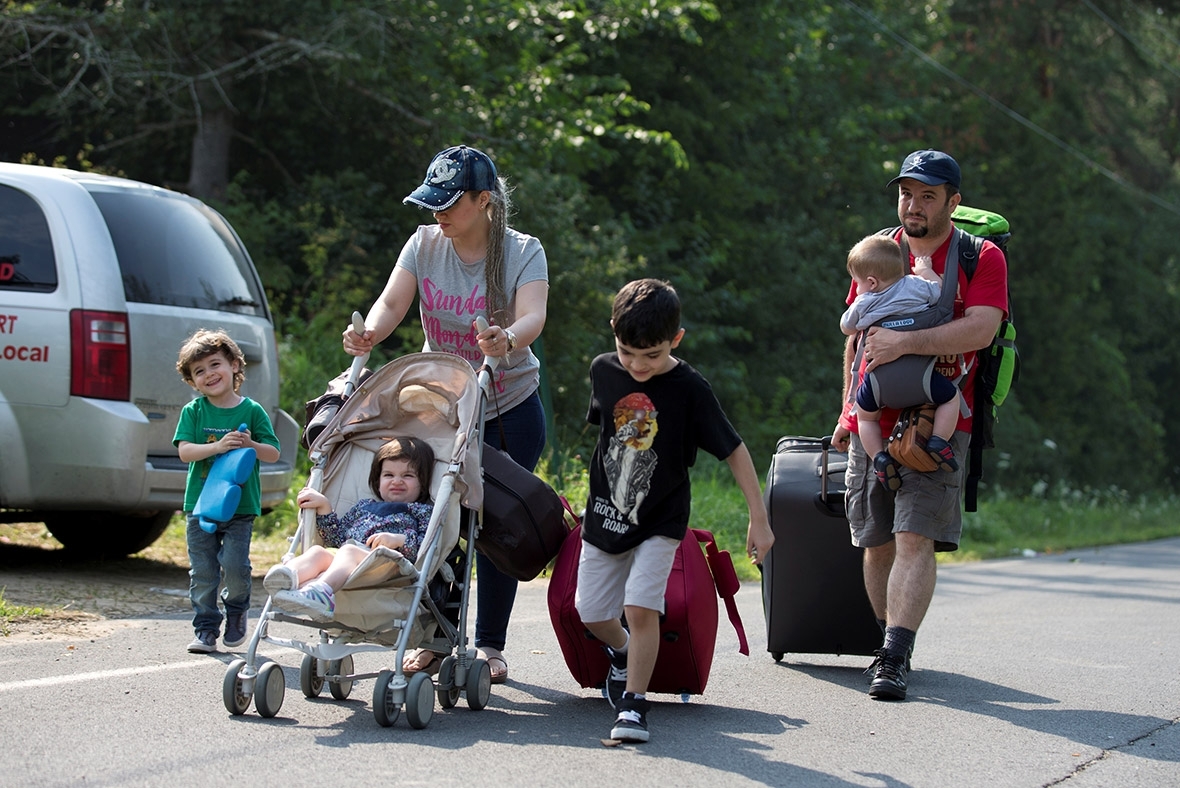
left=610, top=694, right=650, bottom=742
left=604, top=645, right=628, bottom=709
left=275, top=583, right=336, bottom=622
left=187, top=630, right=218, bottom=654
left=263, top=564, right=299, bottom=595
left=223, top=612, right=248, bottom=648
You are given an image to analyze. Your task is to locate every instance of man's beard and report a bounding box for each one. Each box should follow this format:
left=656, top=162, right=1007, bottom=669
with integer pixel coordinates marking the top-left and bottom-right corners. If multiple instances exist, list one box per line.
left=903, top=219, right=929, bottom=238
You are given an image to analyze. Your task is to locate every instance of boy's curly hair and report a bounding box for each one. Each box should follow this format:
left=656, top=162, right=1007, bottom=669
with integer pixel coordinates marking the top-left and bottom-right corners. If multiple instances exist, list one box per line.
left=176, top=328, right=247, bottom=393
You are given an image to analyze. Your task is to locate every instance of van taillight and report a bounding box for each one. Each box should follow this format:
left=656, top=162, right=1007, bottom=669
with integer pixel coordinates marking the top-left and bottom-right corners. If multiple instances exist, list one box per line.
left=70, top=310, right=131, bottom=400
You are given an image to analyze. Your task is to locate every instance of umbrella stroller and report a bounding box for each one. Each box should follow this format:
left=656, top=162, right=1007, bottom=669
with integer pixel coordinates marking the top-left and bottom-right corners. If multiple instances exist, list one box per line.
left=222, top=343, right=496, bottom=729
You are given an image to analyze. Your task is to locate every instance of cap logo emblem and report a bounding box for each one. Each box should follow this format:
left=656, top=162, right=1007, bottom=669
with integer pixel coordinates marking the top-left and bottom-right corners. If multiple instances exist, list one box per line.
left=428, top=158, right=460, bottom=185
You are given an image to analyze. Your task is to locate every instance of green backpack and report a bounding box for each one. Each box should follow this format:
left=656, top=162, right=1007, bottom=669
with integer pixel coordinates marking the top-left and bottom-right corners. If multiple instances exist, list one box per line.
left=950, top=205, right=1019, bottom=511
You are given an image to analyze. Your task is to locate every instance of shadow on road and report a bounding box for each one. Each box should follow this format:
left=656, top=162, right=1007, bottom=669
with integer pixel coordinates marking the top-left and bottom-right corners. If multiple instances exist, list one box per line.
left=782, top=661, right=1178, bottom=764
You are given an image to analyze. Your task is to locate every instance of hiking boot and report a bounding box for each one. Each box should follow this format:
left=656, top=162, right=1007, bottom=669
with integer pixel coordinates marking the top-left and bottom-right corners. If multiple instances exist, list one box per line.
left=223, top=611, right=248, bottom=649
left=604, top=645, right=628, bottom=710
left=925, top=435, right=959, bottom=473
left=868, top=649, right=908, bottom=701
left=275, top=583, right=336, bottom=622
left=263, top=563, right=299, bottom=595
left=187, top=630, right=218, bottom=654
left=610, top=694, right=651, bottom=742
left=873, top=452, right=903, bottom=491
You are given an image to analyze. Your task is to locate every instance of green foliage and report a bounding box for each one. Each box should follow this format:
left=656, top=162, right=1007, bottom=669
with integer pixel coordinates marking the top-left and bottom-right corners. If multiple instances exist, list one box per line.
left=3, top=0, right=1179, bottom=499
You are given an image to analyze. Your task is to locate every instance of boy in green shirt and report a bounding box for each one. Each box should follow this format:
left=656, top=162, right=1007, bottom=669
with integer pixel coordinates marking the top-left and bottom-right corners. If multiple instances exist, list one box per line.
left=174, top=329, right=280, bottom=653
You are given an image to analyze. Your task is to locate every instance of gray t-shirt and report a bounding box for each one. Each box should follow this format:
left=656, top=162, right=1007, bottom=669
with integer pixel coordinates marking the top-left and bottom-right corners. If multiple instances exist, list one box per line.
left=397, top=224, right=548, bottom=418
left=840, top=274, right=941, bottom=334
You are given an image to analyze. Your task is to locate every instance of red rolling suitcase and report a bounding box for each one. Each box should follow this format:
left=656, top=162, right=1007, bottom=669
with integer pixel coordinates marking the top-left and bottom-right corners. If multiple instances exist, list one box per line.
left=547, top=525, right=748, bottom=698
left=761, top=435, right=881, bottom=661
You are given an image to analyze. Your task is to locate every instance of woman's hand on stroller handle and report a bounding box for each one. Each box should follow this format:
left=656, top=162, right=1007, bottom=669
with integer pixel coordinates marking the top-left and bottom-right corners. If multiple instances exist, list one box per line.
left=342, top=311, right=371, bottom=356
left=474, top=316, right=506, bottom=370
left=343, top=311, right=370, bottom=395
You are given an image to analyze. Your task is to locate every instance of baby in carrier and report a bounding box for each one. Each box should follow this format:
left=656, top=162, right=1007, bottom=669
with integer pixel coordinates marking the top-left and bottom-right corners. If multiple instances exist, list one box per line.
left=840, top=235, right=960, bottom=491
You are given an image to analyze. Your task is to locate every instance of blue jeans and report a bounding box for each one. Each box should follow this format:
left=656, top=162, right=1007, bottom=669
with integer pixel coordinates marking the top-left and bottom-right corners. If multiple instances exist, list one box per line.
left=476, top=389, right=546, bottom=651
left=186, top=513, right=254, bottom=634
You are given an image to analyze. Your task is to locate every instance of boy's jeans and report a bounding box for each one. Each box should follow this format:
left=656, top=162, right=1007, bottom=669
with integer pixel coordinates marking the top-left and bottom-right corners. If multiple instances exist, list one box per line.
left=186, top=513, right=254, bottom=633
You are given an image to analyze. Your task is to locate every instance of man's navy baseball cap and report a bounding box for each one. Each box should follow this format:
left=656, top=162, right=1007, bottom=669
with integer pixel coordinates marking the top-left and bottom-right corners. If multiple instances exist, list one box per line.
left=404, top=145, right=498, bottom=211
left=887, top=150, right=961, bottom=190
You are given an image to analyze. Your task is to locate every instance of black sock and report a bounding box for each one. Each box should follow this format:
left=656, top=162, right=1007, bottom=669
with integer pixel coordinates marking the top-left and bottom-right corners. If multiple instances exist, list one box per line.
left=884, top=626, right=916, bottom=660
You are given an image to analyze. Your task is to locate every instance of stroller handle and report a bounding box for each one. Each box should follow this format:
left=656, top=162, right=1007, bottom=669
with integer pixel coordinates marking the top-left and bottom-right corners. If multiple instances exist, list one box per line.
left=473, top=316, right=500, bottom=373
left=344, top=311, right=370, bottom=397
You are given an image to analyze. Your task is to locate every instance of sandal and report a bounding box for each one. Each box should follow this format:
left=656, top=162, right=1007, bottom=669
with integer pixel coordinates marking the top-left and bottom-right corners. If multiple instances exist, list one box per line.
left=478, top=647, right=509, bottom=684
left=402, top=648, right=440, bottom=676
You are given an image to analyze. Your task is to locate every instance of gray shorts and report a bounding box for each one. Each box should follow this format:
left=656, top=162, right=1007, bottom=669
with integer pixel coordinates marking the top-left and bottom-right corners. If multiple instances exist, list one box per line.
left=845, top=431, right=968, bottom=552
left=574, top=535, right=680, bottom=622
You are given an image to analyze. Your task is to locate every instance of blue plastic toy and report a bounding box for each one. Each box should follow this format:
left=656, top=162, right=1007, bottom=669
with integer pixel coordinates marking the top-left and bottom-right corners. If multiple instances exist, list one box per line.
left=193, top=424, right=256, bottom=534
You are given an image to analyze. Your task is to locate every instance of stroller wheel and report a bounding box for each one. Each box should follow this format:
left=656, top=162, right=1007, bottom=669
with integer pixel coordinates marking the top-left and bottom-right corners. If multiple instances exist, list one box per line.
left=328, top=655, right=354, bottom=700
left=222, top=659, right=251, bottom=716
left=372, top=670, right=401, bottom=728
left=254, top=661, right=286, bottom=718
left=406, top=671, right=435, bottom=729
left=436, top=656, right=460, bottom=709
left=466, top=657, right=492, bottom=711
left=300, top=654, right=324, bottom=698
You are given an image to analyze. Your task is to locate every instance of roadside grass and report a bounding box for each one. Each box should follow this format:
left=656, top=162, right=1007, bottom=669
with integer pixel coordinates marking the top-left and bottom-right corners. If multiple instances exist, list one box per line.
left=0, top=586, right=45, bottom=636
left=684, top=470, right=1180, bottom=580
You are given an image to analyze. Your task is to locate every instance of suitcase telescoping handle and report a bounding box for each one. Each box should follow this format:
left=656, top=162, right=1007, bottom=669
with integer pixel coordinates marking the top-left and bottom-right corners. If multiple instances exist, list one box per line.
left=813, top=435, right=845, bottom=518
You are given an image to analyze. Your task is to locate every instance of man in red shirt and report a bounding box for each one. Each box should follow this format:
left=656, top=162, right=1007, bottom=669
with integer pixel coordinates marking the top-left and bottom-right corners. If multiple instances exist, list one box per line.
left=833, top=150, right=1009, bottom=700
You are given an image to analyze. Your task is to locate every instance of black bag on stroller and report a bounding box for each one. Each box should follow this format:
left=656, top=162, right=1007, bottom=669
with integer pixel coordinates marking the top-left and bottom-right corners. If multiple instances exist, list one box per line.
left=302, top=367, right=375, bottom=449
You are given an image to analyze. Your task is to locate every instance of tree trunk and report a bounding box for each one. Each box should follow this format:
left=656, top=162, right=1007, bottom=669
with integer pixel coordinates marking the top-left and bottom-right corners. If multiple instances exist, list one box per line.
left=187, top=106, right=233, bottom=200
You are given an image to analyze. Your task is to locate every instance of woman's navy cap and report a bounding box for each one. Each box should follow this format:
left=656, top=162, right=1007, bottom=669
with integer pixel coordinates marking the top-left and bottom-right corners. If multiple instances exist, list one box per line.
left=404, top=145, right=498, bottom=211
left=887, top=150, right=961, bottom=190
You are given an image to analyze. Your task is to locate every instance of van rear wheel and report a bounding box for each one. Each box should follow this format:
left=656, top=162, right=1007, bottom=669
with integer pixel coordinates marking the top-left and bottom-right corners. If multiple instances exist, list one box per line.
left=44, top=510, right=174, bottom=556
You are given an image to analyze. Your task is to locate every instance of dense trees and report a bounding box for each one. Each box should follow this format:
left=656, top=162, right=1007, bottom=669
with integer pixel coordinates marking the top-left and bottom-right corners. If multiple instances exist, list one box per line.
left=3, top=0, right=1178, bottom=496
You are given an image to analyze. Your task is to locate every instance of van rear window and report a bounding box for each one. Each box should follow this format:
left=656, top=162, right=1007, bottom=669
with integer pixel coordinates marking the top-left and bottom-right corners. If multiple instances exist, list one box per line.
left=0, top=184, right=57, bottom=292
left=91, top=191, right=268, bottom=318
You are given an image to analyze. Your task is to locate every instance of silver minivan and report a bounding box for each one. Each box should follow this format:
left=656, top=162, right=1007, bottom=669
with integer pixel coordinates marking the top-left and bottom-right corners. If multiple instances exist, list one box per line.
left=0, top=163, right=297, bottom=555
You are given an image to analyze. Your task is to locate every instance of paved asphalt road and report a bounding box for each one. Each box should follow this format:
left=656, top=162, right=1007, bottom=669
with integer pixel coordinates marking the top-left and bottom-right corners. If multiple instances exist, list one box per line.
left=2, top=538, right=1178, bottom=787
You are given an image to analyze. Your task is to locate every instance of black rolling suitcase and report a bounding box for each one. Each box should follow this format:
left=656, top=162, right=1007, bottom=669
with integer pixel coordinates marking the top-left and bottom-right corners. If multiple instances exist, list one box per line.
left=761, top=435, right=881, bottom=661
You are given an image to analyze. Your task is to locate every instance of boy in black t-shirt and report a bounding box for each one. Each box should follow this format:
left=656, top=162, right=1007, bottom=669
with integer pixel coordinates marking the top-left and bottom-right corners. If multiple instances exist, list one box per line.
left=577, top=278, right=774, bottom=743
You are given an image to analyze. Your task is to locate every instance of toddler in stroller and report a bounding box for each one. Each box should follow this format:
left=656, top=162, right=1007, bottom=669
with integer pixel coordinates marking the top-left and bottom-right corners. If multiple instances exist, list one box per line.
left=265, top=436, right=435, bottom=622
left=222, top=350, right=495, bottom=729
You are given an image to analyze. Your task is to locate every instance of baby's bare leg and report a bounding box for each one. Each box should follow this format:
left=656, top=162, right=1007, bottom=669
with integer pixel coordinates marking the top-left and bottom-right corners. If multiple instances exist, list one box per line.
left=282, top=545, right=333, bottom=587
left=932, top=391, right=961, bottom=441
left=317, top=543, right=371, bottom=591
left=858, top=410, right=884, bottom=457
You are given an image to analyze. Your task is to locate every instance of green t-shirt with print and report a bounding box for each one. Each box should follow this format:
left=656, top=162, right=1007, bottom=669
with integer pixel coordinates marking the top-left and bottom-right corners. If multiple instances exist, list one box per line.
left=173, top=396, right=279, bottom=515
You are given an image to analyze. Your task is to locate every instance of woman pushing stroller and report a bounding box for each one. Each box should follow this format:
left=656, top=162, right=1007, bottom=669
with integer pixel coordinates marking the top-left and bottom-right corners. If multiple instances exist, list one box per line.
left=342, top=144, right=549, bottom=684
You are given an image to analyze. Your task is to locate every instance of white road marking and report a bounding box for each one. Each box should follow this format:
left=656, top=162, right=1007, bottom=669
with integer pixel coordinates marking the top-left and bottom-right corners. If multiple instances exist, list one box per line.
left=0, top=659, right=211, bottom=693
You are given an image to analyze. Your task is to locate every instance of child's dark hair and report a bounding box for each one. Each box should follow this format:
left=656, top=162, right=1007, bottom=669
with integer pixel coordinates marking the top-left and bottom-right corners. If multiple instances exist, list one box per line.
left=176, top=328, right=246, bottom=392
left=611, top=278, right=681, bottom=348
left=369, top=436, right=435, bottom=501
